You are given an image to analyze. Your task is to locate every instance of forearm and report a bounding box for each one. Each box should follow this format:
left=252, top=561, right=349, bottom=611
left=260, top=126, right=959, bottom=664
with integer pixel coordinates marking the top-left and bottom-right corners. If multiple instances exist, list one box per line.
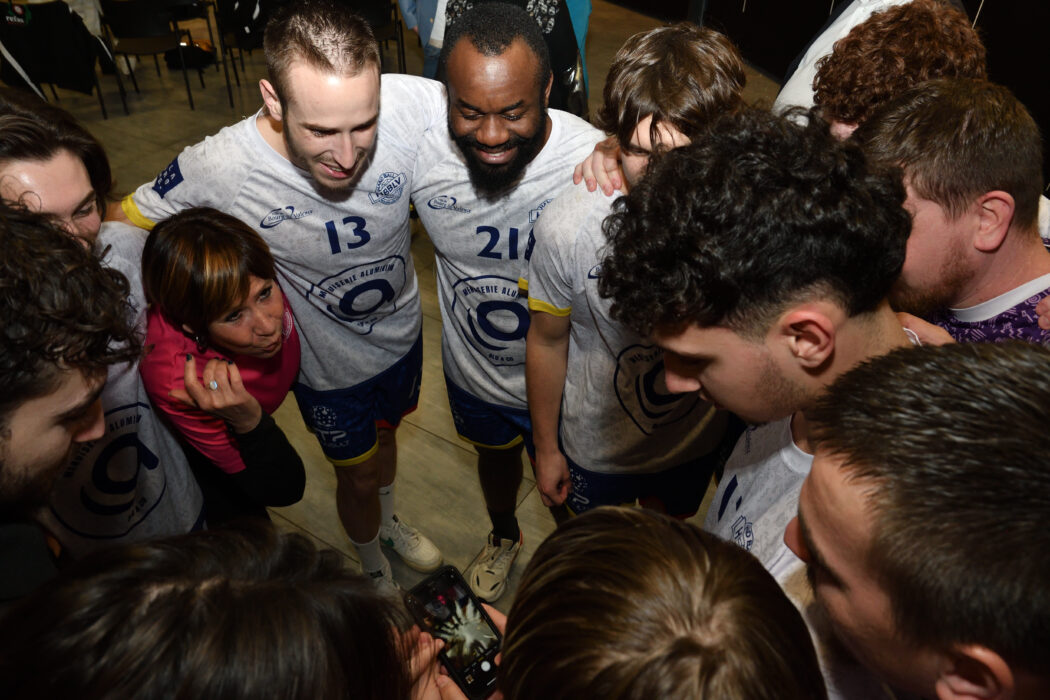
left=526, top=322, right=569, bottom=457
left=228, top=412, right=306, bottom=507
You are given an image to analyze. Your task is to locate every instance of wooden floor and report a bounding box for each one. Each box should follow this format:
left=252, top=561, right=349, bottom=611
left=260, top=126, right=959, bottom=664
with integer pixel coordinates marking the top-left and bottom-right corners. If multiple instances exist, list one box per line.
left=43, top=0, right=779, bottom=611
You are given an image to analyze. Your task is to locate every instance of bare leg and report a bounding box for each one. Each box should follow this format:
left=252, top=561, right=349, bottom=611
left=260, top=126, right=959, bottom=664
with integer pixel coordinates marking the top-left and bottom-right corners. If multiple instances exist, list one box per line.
left=477, top=443, right=523, bottom=538
left=335, top=428, right=397, bottom=543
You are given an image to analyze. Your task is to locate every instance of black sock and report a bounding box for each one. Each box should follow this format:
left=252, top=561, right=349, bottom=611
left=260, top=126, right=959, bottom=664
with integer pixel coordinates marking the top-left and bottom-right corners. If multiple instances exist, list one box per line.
left=488, top=509, right=520, bottom=542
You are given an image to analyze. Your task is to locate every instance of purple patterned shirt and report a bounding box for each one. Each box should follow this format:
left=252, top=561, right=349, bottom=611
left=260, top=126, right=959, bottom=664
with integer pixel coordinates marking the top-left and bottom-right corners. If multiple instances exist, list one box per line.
left=930, top=275, right=1050, bottom=345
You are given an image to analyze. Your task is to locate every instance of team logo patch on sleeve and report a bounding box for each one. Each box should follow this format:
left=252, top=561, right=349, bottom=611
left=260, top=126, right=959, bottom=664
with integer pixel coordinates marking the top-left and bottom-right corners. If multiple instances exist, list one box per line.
left=368, top=171, right=407, bottom=205
left=152, top=158, right=184, bottom=198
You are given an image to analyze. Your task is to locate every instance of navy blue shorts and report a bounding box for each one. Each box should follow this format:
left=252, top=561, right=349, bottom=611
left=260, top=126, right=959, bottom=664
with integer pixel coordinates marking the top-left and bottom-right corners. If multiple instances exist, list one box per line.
left=293, top=333, right=422, bottom=465
left=565, top=450, right=717, bottom=517
left=444, top=374, right=534, bottom=457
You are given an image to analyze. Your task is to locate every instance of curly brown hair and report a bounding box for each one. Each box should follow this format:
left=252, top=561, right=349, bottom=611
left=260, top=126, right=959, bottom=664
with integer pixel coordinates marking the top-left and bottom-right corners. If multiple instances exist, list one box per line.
left=813, top=0, right=986, bottom=126
left=0, top=203, right=139, bottom=422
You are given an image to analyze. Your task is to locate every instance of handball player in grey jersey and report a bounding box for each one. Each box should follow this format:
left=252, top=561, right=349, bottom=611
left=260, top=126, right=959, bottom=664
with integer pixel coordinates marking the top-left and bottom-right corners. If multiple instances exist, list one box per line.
left=525, top=24, right=745, bottom=518
left=412, top=3, right=600, bottom=601
left=119, top=1, right=444, bottom=589
left=0, top=96, right=204, bottom=556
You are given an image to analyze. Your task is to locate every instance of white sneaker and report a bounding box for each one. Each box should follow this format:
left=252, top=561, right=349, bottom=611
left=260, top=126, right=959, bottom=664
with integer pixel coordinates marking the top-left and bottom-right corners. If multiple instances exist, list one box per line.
left=466, top=531, right=522, bottom=602
left=379, top=515, right=443, bottom=572
left=367, top=559, right=401, bottom=598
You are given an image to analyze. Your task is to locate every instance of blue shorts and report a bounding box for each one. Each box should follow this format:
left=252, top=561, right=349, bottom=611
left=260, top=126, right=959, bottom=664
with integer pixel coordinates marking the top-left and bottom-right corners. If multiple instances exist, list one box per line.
left=293, top=333, right=422, bottom=466
left=565, top=450, right=718, bottom=518
left=444, top=375, right=534, bottom=457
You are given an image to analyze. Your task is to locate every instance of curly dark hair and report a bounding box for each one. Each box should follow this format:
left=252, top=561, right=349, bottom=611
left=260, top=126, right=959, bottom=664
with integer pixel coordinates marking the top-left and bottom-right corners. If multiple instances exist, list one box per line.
left=813, top=0, right=986, bottom=126
left=598, top=108, right=910, bottom=338
left=808, top=341, right=1050, bottom=677
left=0, top=203, right=139, bottom=422
left=438, top=2, right=551, bottom=89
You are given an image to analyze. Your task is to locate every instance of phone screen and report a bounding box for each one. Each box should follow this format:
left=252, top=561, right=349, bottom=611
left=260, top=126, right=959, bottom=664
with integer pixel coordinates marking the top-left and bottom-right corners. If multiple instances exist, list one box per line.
left=407, top=566, right=501, bottom=698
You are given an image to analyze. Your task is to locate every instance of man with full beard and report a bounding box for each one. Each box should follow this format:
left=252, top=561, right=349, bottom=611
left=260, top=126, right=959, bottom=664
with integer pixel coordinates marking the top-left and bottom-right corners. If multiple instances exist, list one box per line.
left=856, top=78, right=1050, bottom=344
left=0, top=203, right=140, bottom=603
left=410, top=2, right=600, bottom=602
left=118, top=0, right=444, bottom=590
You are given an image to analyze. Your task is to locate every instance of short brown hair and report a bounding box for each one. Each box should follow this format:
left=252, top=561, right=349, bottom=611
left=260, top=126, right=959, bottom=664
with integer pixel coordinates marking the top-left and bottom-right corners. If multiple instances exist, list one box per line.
left=0, top=522, right=414, bottom=700
left=141, top=207, right=277, bottom=340
left=500, top=507, right=828, bottom=699
left=808, top=341, right=1050, bottom=677
left=813, top=0, right=986, bottom=126
left=856, top=78, right=1043, bottom=231
left=263, top=0, right=380, bottom=106
left=596, top=23, right=745, bottom=152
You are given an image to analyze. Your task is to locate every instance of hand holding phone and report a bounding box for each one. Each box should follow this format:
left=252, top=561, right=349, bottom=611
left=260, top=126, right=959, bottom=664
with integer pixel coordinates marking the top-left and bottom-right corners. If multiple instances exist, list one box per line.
left=405, top=566, right=502, bottom=700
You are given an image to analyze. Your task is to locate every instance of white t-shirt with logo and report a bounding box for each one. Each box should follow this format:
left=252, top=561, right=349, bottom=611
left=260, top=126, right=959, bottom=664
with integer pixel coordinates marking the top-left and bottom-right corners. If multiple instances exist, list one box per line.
left=412, top=109, right=601, bottom=408
left=705, top=417, right=904, bottom=700
left=125, top=75, right=445, bottom=392
left=525, top=185, right=723, bottom=473
left=40, top=222, right=204, bottom=555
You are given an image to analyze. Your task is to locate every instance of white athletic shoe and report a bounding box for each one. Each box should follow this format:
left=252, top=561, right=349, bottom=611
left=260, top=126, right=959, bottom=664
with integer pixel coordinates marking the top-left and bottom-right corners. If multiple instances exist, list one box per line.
left=467, top=531, right=522, bottom=602
left=379, top=515, right=443, bottom=572
left=367, top=559, right=401, bottom=598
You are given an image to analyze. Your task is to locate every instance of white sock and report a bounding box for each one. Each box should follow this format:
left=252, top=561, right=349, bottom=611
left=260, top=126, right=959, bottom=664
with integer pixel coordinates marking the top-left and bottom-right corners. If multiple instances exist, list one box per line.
left=350, top=533, right=388, bottom=573
left=378, top=484, right=396, bottom=527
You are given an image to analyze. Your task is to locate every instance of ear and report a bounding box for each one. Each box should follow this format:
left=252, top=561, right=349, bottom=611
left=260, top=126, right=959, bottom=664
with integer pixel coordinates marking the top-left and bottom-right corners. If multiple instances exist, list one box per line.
left=772, top=307, right=836, bottom=369
left=542, top=71, right=553, bottom=107
left=935, top=645, right=1013, bottom=700
left=972, top=191, right=1015, bottom=253
left=259, top=78, right=283, bottom=121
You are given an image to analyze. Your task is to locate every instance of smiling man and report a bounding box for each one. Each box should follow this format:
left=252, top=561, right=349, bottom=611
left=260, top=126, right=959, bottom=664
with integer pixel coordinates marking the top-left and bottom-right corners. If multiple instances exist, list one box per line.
left=411, top=2, right=600, bottom=602
left=118, top=0, right=444, bottom=589
left=787, top=341, right=1050, bottom=699
left=0, top=203, right=140, bottom=603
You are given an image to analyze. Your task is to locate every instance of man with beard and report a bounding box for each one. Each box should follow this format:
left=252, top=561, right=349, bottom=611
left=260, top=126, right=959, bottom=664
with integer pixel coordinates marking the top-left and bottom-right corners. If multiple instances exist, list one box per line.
left=786, top=341, right=1050, bottom=699
left=856, top=78, right=1050, bottom=344
left=410, top=2, right=600, bottom=602
left=0, top=203, right=140, bottom=603
left=599, top=109, right=915, bottom=699
left=119, top=0, right=444, bottom=590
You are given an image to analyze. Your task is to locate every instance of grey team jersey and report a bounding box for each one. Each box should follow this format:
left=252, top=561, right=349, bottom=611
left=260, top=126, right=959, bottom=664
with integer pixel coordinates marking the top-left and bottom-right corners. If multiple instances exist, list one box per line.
left=526, top=185, right=722, bottom=473
left=412, top=109, right=601, bottom=408
left=39, top=222, right=203, bottom=556
left=126, top=75, right=445, bottom=391
left=704, top=418, right=900, bottom=700
left=704, top=418, right=810, bottom=575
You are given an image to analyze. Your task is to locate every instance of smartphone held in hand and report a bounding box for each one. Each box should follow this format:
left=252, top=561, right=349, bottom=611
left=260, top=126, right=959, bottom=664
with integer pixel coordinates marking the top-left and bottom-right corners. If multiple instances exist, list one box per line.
left=406, top=565, right=502, bottom=700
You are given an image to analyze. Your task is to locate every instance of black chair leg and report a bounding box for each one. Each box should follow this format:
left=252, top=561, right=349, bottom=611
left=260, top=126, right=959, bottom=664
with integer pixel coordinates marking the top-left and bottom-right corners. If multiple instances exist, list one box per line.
left=177, top=46, right=194, bottom=110
left=48, top=83, right=60, bottom=100
left=112, top=61, right=129, bottom=115
left=153, top=54, right=162, bottom=77
left=92, top=72, right=108, bottom=119
left=124, top=56, right=140, bottom=93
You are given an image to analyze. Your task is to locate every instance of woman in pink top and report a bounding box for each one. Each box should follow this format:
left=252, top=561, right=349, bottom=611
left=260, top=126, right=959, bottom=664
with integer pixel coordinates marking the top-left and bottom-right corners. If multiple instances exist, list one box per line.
left=140, top=207, right=305, bottom=523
